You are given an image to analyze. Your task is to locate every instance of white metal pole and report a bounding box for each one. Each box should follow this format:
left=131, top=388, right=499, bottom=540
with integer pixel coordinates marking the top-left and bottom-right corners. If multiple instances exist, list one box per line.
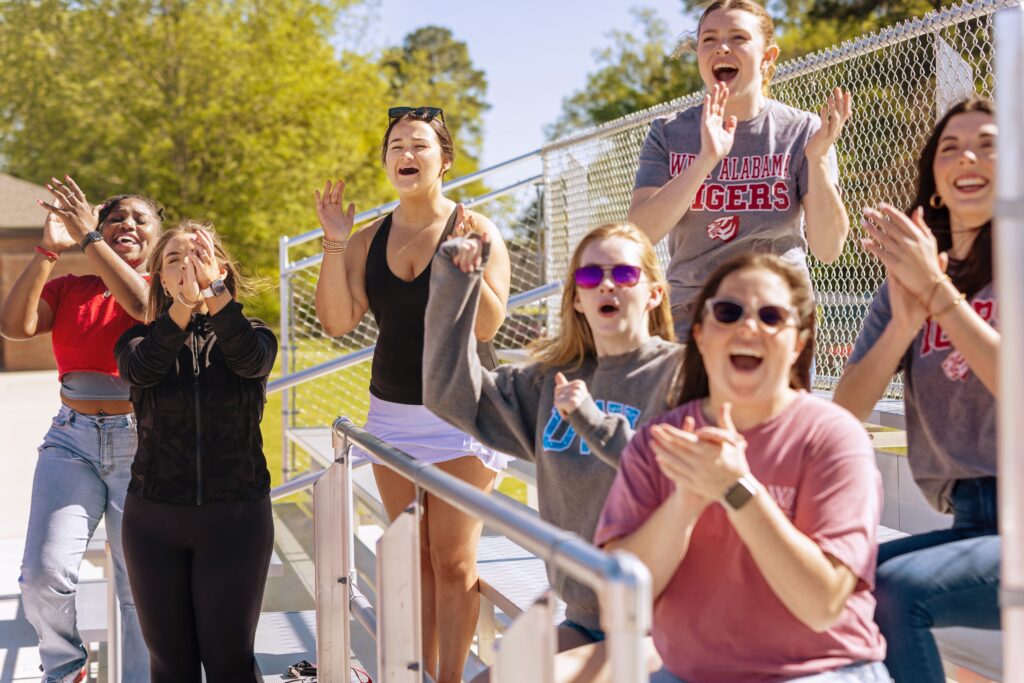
left=278, top=235, right=292, bottom=481
left=602, top=551, right=652, bottom=682
left=994, top=4, right=1024, bottom=680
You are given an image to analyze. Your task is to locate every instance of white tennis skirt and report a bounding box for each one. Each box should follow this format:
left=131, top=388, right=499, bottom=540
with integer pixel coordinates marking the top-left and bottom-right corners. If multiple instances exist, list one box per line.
left=357, top=394, right=512, bottom=472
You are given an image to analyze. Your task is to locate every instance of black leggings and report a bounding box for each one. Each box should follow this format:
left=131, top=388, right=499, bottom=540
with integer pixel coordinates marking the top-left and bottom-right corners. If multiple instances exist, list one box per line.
left=122, top=494, right=274, bottom=683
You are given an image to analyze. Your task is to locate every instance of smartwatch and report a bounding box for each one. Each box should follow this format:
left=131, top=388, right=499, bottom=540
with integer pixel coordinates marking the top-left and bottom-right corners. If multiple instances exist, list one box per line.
left=79, top=231, right=104, bottom=251
left=722, top=476, right=758, bottom=511
left=201, top=278, right=228, bottom=298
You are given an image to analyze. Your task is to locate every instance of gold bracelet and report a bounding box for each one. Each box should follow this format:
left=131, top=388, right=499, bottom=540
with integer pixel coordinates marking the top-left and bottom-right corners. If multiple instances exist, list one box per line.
left=915, top=273, right=951, bottom=310
left=930, top=291, right=967, bottom=319
left=322, top=237, right=347, bottom=254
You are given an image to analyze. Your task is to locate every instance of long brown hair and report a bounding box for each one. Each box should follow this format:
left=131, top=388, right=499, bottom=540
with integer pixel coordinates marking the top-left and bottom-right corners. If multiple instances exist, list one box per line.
left=912, top=96, right=994, bottom=299
left=670, top=253, right=815, bottom=407
left=529, top=223, right=674, bottom=368
left=676, top=0, right=779, bottom=97
left=145, top=219, right=257, bottom=322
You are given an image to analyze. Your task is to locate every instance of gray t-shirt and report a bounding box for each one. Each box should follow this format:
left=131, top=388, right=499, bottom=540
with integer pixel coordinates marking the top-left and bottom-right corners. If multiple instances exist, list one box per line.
left=848, top=280, right=997, bottom=512
left=423, top=239, right=685, bottom=631
left=634, top=99, right=837, bottom=317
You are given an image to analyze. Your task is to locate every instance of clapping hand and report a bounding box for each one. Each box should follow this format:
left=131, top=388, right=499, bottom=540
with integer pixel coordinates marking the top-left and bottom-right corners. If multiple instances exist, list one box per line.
left=700, top=83, right=738, bottom=163
left=553, top=372, right=591, bottom=418
left=651, top=402, right=750, bottom=503
left=189, top=229, right=224, bottom=290
left=805, top=88, right=852, bottom=162
left=39, top=198, right=78, bottom=254
left=861, top=204, right=946, bottom=297
left=315, top=178, right=356, bottom=242
left=39, top=176, right=99, bottom=239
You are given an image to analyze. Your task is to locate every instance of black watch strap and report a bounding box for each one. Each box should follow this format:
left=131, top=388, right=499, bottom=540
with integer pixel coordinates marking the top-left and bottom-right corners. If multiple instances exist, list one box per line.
left=79, top=230, right=104, bottom=251
left=722, top=476, right=758, bottom=511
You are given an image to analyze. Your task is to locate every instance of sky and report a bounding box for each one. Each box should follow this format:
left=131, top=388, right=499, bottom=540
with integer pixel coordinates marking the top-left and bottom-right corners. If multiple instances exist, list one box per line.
left=355, top=1, right=697, bottom=169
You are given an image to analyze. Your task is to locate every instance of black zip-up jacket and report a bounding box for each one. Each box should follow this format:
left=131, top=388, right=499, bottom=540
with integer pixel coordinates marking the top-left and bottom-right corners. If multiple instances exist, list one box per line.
left=115, top=300, right=278, bottom=505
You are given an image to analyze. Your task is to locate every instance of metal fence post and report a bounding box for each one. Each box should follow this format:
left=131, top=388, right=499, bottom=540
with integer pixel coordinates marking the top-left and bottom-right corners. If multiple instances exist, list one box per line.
left=313, top=439, right=352, bottom=681
left=602, top=551, right=652, bottom=683
left=376, top=504, right=422, bottom=682
left=278, top=235, right=293, bottom=481
left=995, top=4, right=1024, bottom=680
left=492, top=593, right=555, bottom=683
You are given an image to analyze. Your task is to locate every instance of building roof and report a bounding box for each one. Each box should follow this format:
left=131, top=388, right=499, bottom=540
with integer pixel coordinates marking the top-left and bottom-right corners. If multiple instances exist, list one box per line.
left=0, top=172, right=48, bottom=230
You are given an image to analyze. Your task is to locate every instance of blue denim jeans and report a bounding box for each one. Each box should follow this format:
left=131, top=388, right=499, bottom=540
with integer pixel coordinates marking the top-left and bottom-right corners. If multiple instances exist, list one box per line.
left=874, top=476, right=1000, bottom=683
left=19, top=406, right=149, bottom=683
left=650, top=661, right=889, bottom=682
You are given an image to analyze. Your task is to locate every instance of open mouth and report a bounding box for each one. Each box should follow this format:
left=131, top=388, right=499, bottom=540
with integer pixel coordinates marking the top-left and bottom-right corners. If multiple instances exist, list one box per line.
left=951, top=174, right=989, bottom=194
left=598, top=302, right=620, bottom=317
left=397, top=167, right=419, bottom=176
left=112, top=235, right=139, bottom=248
left=712, top=63, right=739, bottom=84
left=729, top=351, right=763, bottom=371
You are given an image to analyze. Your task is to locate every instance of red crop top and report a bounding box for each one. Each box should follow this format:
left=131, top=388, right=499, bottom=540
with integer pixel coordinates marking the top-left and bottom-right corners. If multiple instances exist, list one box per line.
left=40, top=275, right=143, bottom=379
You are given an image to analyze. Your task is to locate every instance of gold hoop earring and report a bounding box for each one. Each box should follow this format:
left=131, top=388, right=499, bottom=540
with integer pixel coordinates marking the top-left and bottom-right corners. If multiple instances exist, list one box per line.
left=929, top=193, right=944, bottom=209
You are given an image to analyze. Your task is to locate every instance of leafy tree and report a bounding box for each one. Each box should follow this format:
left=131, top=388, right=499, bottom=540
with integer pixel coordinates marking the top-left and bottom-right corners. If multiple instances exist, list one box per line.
left=380, top=26, right=490, bottom=182
left=547, top=7, right=703, bottom=138
left=0, top=0, right=395, bottom=320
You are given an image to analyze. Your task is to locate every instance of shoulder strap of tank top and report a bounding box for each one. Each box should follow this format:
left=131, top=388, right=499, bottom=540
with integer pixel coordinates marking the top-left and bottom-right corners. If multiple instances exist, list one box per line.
left=438, top=205, right=461, bottom=247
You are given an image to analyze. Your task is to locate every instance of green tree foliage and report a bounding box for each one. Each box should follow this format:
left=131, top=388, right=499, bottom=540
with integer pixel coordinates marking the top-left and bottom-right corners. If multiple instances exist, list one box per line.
left=548, top=7, right=703, bottom=139
left=381, top=26, right=490, bottom=181
left=0, top=0, right=397, bottom=319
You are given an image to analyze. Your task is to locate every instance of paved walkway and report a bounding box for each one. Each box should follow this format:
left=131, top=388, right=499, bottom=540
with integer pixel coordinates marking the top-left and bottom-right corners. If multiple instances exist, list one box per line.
left=0, top=370, right=74, bottom=682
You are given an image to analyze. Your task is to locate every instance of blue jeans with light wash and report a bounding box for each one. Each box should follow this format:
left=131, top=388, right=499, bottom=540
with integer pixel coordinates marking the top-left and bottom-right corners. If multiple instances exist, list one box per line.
left=873, top=476, right=1000, bottom=683
left=19, top=405, right=149, bottom=683
left=650, top=661, right=890, bottom=682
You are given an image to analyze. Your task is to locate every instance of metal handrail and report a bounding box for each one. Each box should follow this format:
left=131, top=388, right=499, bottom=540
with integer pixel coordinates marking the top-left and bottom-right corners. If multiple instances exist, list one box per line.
left=332, top=416, right=652, bottom=682
left=266, top=280, right=562, bottom=396
left=285, top=149, right=542, bottom=249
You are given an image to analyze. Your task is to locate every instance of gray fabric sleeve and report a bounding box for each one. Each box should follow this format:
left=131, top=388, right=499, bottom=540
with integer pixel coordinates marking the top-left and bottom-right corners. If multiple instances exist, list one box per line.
left=566, top=395, right=633, bottom=470
left=423, top=238, right=541, bottom=462
left=847, top=281, right=895, bottom=366
left=633, top=119, right=671, bottom=190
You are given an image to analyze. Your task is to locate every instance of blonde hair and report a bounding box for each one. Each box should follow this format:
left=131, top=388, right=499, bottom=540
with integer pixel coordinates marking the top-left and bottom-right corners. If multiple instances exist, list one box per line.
left=529, top=223, right=674, bottom=368
left=146, top=219, right=259, bottom=322
left=675, top=0, right=779, bottom=97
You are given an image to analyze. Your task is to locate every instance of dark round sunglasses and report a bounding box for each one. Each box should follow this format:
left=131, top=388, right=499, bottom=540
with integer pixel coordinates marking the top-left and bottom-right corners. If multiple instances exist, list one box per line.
left=573, top=264, right=643, bottom=289
left=388, top=106, right=445, bottom=125
left=704, top=296, right=797, bottom=331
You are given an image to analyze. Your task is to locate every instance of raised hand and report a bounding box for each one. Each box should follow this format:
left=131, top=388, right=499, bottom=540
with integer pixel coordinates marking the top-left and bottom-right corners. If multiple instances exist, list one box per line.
left=452, top=203, right=480, bottom=238
left=189, top=229, right=224, bottom=290
left=39, top=175, right=98, bottom=239
left=861, top=204, right=945, bottom=296
left=178, top=254, right=202, bottom=308
left=805, top=87, right=852, bottom=162
left=553, top=372, right=591, bottom=418
left=39, top=198, right=78, bottom=254
left=452, top=230, right=490, bottom=273
left=700, top=83, right=738, bottom=162
left=314, top=178, right=356, bottom=242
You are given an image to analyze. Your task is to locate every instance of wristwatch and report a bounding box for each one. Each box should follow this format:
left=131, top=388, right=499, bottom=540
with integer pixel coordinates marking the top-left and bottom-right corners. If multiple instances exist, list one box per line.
left=722, top=476, right=758, bottom=511
left=79, top=231, right=104, bottom=251
left=201, top=278, right=228, bottom=298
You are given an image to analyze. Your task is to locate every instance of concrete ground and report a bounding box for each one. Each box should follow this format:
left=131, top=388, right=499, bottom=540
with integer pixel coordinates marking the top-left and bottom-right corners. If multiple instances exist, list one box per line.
left=0, top=370, right=66, bottom=682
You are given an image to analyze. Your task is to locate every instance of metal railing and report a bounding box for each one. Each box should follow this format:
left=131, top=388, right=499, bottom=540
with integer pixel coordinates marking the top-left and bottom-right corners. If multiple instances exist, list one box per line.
left=994, top=3, right=1024, bottom=679
left=300, top=416, right=652, bottom=682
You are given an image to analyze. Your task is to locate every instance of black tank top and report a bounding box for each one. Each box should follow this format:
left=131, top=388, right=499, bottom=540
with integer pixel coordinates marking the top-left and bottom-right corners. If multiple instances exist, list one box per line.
left=365, top=208, right=498, bottom=405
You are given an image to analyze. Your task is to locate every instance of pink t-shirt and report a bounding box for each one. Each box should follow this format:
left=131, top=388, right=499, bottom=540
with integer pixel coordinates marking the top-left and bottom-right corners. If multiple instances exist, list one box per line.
left=594, top=392, right=885, bottom=682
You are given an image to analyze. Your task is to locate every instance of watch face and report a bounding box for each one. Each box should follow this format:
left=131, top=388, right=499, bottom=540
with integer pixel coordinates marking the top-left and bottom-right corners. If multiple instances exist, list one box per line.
left=211, top=279, right=227, bottom=295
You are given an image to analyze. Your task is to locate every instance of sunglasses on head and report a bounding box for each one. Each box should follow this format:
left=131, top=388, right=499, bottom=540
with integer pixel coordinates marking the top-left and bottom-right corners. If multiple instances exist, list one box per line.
left=704, top=297, right=797, bottom=331
left=573, top=264, right=643, bottom=289
left=388, top=106, right=445, bottom=125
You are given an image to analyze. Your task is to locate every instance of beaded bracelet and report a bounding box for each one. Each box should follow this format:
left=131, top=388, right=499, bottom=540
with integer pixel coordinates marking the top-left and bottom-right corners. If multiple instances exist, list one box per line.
left=322, top=237, right=347, bottom=254
left=930, top=291, right=967, bottom=319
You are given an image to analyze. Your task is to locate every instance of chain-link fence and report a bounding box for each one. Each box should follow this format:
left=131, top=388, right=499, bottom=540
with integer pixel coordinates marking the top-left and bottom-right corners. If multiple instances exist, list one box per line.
left=542, top=0, right=1011, bottom=395
left=277, top=0, right=1009, bottom=467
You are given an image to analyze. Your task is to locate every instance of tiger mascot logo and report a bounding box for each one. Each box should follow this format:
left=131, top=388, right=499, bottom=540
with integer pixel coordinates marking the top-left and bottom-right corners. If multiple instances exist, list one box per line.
left=705, top=215, right=739, bottom=243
